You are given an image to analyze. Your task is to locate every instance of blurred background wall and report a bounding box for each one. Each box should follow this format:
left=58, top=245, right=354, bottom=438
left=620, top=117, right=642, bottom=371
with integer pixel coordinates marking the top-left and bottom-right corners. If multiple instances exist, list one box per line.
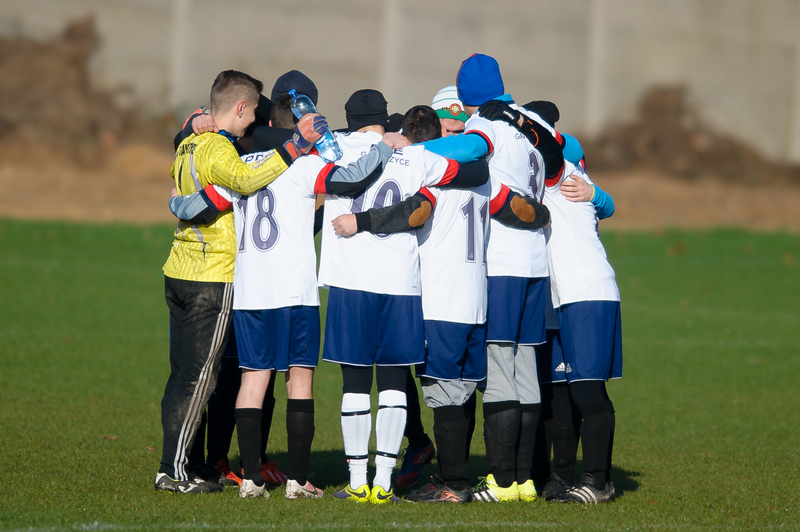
left=2, top=0, right=799, bottom=163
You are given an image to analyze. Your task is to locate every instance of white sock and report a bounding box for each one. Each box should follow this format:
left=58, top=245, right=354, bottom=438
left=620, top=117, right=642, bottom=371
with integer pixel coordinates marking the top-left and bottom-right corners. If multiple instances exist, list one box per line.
left=373, top=389, right=407, bottom=491
left=341, top=392, right=371, bottom=489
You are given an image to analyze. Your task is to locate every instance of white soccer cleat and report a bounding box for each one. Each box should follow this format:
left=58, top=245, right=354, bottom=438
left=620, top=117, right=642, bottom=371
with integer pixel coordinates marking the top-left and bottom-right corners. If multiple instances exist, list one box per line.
left=285, top=479, right=324, bottom=499
left=239, top=478, right=270, bottom=499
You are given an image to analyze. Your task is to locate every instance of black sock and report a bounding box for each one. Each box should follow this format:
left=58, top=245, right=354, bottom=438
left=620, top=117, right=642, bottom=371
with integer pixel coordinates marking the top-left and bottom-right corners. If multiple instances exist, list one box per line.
left=579, top=406, right=614, bottom=488
left=531, top=383, right=553, bottom=488
left=432, top=405, right=469, bottom=491
left=206, top=356, right=240, bottom=464
left=235, top=408, right=264, bottom=485
left=483, top=401, right=520, bottom=488
left=286, top=399, right=315, bottom=485
left=403, top=370, right=430, bottom=449
left=465, top=392, right=477, bottom=458
left=551, top=383, right=580, bottom=483
left=260, top=374, right=277, bottom=463
left=516, top=403, right=541, bottom=484
left=187, top=410, right=207, bottom=472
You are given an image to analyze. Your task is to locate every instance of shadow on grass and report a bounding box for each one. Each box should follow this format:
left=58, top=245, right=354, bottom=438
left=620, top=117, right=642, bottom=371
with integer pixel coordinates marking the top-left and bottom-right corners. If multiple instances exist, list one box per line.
left=235, top=451, right=641, bottom=497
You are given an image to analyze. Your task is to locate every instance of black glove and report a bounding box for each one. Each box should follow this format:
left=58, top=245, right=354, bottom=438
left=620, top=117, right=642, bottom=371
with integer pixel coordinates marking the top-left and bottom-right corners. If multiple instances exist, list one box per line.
left=478, top=100, right=521, bottom=126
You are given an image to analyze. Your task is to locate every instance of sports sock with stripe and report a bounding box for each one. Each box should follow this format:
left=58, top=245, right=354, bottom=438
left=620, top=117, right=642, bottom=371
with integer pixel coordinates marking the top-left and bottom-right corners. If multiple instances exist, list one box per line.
left=341, top=392, right=371, bottom=489
left=373, top=389, right=407, bottom=491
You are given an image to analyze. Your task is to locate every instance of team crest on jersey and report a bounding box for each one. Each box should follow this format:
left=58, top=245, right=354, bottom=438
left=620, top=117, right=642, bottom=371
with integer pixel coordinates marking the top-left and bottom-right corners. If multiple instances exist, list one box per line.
left=448, top=103, right=463, bottom=116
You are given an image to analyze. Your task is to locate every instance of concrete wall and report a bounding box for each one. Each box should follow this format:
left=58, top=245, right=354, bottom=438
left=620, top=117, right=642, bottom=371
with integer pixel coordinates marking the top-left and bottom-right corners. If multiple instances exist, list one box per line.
left=2, top=0, right=799, bottom=162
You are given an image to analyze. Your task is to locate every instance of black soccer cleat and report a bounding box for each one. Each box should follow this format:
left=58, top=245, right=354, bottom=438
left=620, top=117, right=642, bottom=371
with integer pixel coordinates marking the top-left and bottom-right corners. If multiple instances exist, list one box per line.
left=154, top=472, right=223, bottom=494
left=553, top=473, right=615, bottom=504
left=542, top=471, right=573, bottom=501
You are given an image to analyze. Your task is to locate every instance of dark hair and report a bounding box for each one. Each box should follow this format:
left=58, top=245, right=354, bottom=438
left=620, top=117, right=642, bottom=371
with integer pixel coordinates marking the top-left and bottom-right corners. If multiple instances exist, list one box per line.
left=269, top=94, right=297, bottom=130
left=401, top=105, right=441, bottom=144
left=210, top=70, right=263, bottom=112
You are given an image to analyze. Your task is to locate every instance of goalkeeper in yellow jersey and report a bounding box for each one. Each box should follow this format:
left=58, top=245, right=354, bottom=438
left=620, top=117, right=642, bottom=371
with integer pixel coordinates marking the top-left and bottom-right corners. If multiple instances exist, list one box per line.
left=156, top=70, right=329, bottom=494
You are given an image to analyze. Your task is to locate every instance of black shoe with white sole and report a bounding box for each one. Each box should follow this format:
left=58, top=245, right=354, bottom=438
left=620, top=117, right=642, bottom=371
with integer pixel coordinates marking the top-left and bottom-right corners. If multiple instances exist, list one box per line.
left=553, top=473, right=615, bottom=504
left=154, top=472, right=223, bottom=494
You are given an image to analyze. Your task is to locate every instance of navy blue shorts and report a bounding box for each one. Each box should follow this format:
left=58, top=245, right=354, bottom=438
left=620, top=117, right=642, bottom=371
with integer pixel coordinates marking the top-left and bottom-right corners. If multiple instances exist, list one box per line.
left=417, top=320, right=487, bottom=381
left=536, top=329, right=569, bottom=384
left=557, top=300, right=623, bottom=382
left=234, top=306, right=321, bottom=371
left=322, top=287, right=424, bottom=367
left=486, top=276, right=548, bottom=345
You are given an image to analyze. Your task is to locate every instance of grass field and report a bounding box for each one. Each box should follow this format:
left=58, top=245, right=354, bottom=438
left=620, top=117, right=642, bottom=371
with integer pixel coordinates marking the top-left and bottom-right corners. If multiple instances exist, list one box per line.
left=0, top=220, right=798, bottom=531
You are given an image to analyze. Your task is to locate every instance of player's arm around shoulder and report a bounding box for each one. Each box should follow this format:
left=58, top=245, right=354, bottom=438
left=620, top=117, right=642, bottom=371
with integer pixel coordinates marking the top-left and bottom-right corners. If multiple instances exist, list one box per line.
left=490, top=182, right=550, bottom=230
left=313, top=142, right=393, bottom=198
left=169, top=184, right=234, bottom=226
left=202, top=133, right=289, bottom=196
left=332, top=188, right=436, bottom=238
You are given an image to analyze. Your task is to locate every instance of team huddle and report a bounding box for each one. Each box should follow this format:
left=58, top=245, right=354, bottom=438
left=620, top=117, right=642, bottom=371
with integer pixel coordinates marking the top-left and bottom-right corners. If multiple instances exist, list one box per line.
left=156, top=53, right=622, bottom=505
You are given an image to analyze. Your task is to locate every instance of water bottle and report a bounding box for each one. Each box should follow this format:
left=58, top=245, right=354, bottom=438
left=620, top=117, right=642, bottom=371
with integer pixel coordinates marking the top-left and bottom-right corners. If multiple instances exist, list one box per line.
left=288, top=89, right=343, bottom=163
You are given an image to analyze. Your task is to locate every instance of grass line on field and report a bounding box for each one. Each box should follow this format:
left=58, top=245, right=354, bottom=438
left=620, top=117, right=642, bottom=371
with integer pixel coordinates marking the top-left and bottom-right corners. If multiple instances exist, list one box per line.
left=622, top=337, right=800, bottom=349
left=621, top=303, right=800, bottom=323
left=5, top=521, right=797, bottom=532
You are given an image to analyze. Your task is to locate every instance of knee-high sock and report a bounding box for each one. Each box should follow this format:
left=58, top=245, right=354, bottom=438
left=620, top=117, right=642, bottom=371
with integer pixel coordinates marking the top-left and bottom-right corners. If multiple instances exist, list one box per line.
left=235, top=408, right=264, bottom=485
left=433, top=405, right=469, bottom=491
left=187, top=410, right=207, bottom=471
left=206, top=355, right=239, bottom=464
left=531, top=383, right=553, bottom=488
left=465, top=391, right=477, bottom=458
left=483, top=400, right=520, bottom=488
left=551, top=383, right=581, bottom=483
left=286, top=398, right=315, bottom=485
left=341, top=393, right=371, bottom=489
left=516, top=403, right=541, bottom=484
left=374, top=389, right=407, bottom=491
left=579, top=404, right=615, bottom=487
left=259, top=373, right=277, bottom=463
left=403, top=371, right=429, bottom=449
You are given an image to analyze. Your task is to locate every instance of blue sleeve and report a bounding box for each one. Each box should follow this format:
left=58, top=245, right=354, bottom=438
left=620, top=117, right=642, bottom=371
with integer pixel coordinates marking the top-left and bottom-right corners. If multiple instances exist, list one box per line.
left=169, top=190, right=222, bottom=225
left=591, top=185, right=615, bottom=220
left=420, top=133, right=489, bottom=163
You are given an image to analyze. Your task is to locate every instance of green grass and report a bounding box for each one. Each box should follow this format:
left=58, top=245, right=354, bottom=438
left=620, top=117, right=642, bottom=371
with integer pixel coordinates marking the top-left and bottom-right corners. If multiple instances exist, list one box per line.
left=0, top=220, right=798, bottom=530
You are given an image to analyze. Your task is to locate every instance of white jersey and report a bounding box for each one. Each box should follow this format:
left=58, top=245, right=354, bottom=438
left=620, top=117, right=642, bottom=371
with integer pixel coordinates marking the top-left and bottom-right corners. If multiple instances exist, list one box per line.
left=468, top=104, right=549, bottom=278
left=417, top=182, right=491, bottom=324
left=218, top=152, right=324, bottom=310
left=543, top=161, right=620, bottom=308
left=318, top=130, right=457, bottom=296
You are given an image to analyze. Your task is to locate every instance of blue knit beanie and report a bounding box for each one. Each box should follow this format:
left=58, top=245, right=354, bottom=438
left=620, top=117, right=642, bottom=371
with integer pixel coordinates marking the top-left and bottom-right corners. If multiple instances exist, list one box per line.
left=456, top=54, right=504, bottom=107
left=561, top=133, right=584, bottom=165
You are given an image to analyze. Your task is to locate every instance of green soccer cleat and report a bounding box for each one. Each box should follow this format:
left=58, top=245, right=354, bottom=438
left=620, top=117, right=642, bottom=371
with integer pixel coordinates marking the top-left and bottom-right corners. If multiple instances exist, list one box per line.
left=333, top=483, right=370, bottom=502
left=517, top=479, right=538, bottom=502
left=369, top=485, right=401, bottom=504
left=471, top=474, right=519, bottom=502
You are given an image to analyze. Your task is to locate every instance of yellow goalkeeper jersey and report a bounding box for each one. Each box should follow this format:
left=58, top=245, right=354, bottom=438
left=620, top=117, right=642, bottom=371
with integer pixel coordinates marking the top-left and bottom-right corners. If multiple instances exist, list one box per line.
left=163, top=132, right=288, bottom=283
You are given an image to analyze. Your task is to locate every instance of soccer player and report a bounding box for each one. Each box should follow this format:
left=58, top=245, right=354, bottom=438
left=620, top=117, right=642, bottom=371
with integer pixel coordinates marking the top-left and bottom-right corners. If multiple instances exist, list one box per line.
left=169, top=94, right=405, bottom=499
left=155, top=70, right=326, bottom=494
left=176, top=71, right=320, bottom=487
left=417, top=54, right=564, bottom=502
left=332, top=108, right=549, bottom=504
left=536, top=135, right=622, bottom=504
left=393, top=85, right=472, bottom=489
left=321, top=96, right=488, bottom=504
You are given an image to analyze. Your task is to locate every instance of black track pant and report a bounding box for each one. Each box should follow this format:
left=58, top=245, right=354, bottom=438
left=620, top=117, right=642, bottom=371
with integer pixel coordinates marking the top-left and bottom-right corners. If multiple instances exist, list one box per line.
left=160, top=276, right=233, bottom=480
